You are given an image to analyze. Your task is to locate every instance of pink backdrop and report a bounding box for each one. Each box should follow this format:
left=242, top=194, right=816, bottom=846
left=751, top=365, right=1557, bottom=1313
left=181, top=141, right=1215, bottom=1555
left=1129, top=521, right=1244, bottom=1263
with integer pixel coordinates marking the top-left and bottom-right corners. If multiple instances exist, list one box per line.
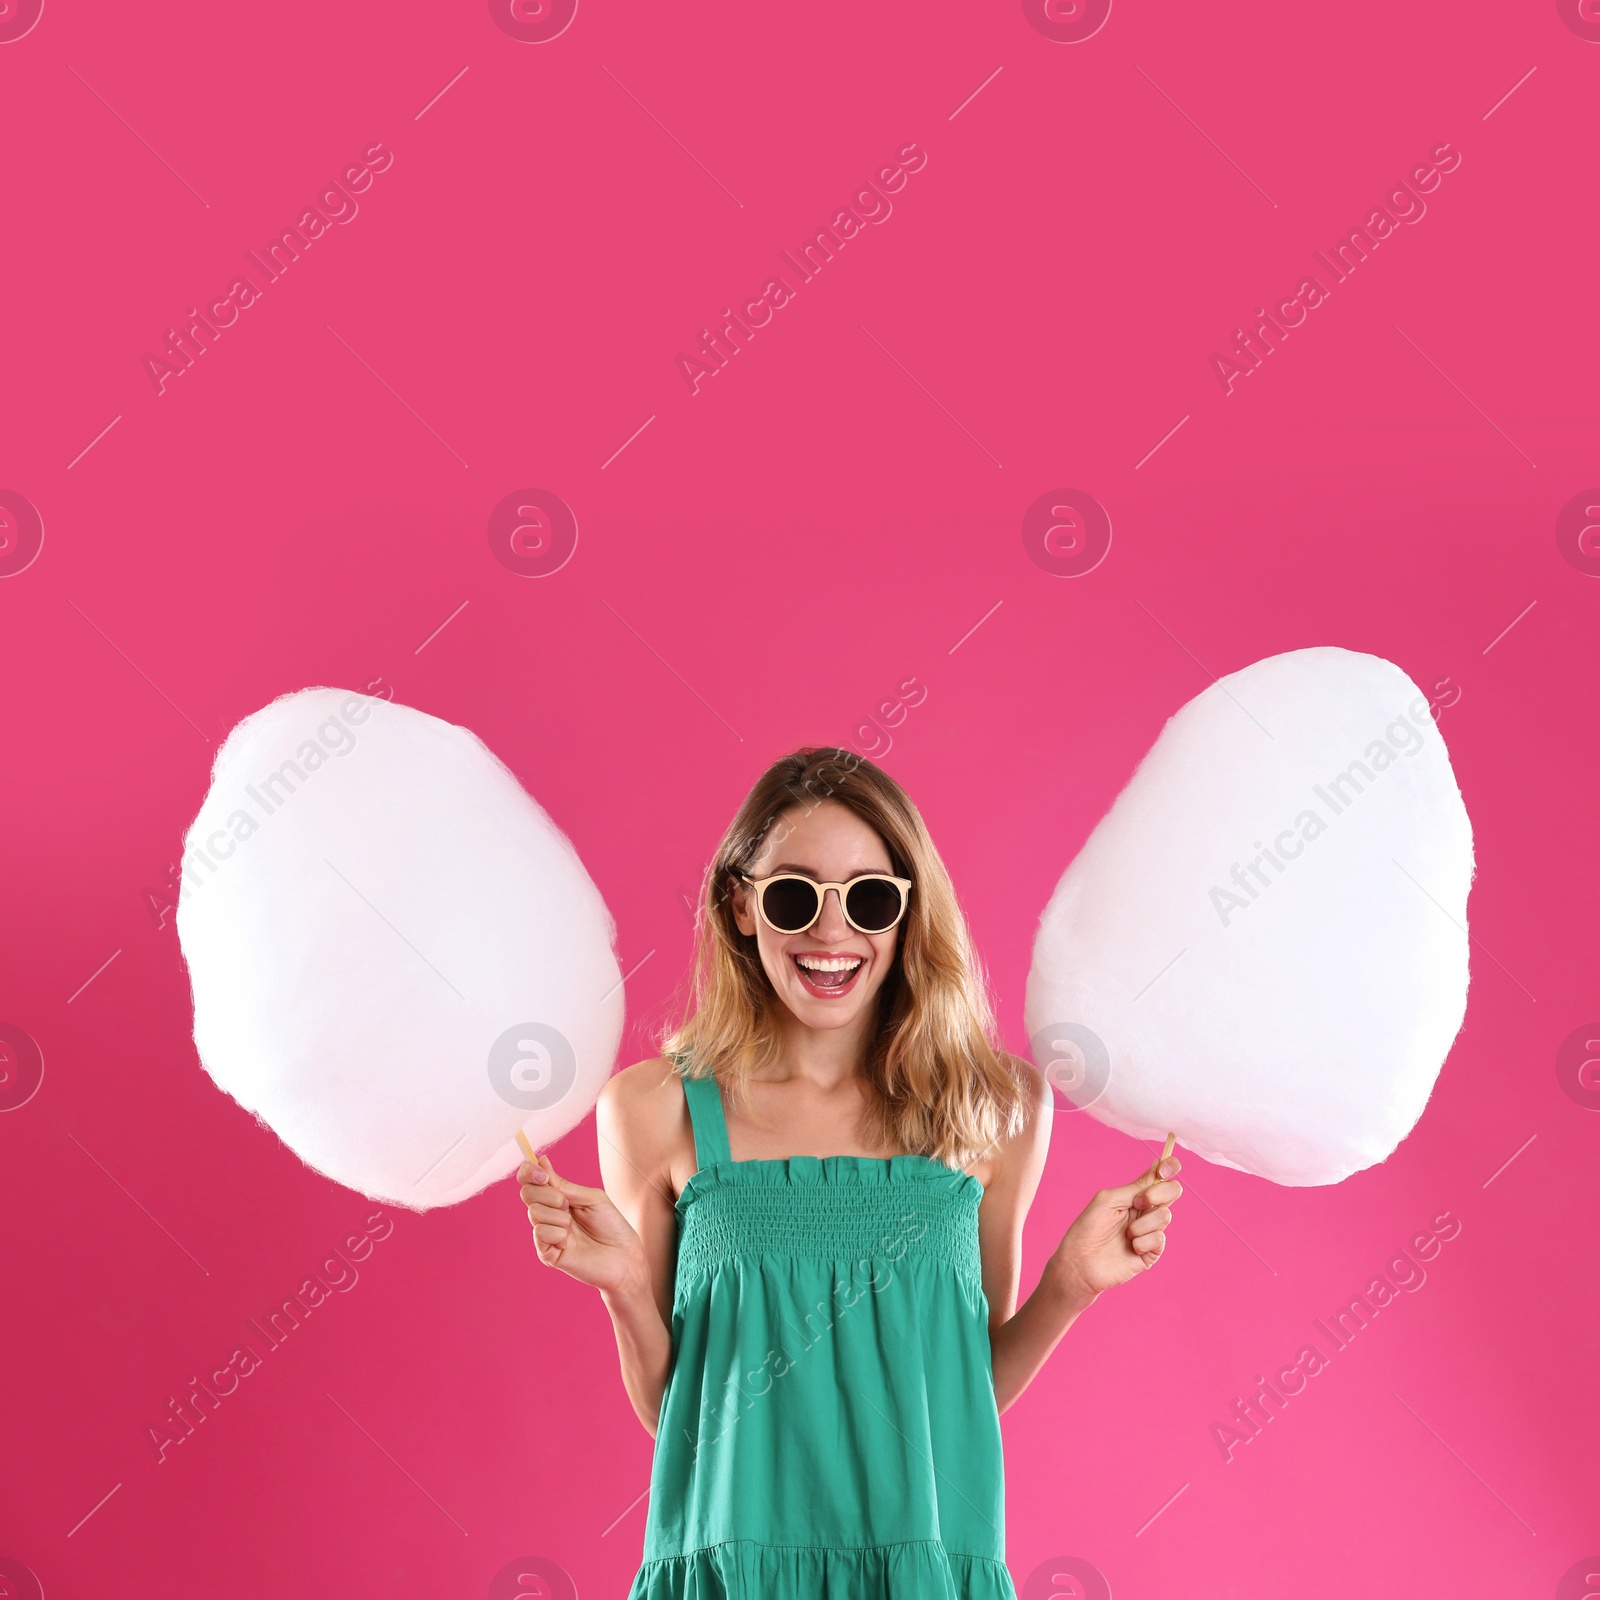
left=1, top=1, right=1597, bottom=1596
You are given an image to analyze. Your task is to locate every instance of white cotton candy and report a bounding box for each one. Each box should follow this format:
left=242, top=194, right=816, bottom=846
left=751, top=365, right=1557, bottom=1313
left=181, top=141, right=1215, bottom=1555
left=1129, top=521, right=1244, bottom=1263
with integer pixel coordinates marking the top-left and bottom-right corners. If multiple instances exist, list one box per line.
left=177, top=689, right=623, bottom=1209
left=1025, top=648, right=1473, bottom=1186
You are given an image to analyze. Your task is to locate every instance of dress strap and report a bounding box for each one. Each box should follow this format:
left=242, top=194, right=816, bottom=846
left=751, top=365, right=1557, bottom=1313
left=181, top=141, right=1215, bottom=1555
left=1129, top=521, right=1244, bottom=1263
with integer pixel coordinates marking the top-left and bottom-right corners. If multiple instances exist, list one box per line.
left=680, top=1066, right=732, bottom=1170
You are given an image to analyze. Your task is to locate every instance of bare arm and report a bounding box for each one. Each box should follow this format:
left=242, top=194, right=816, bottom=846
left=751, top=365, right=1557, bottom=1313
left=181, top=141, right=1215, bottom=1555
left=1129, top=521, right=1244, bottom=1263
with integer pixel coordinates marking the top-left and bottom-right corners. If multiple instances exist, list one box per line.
left=978, top=1062, right=1184, bottom=1413
left=519, top=1058, right=691, bottom=1436
left=978, top=1063, right=1073, bottom=1414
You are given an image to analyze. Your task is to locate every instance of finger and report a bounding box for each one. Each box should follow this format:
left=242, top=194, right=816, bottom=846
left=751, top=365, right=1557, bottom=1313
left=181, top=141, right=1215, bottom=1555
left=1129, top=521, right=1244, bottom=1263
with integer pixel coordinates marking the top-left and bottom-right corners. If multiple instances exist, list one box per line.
left=1129, top=1206, right=1171, bottom=1236
left=1133, top=1229, right=1166, bottom=1261
left=1116, top=1157, right=1184, bottom=1205
left=1139, top=1179, right=1184, bottom=1208
left=1101, top=1172, right=1164, bottom=1209
left=541, top=1166, right=612, bottom=1208
left=525, top=1201, right=569, bottom=1227
left=520, top=1181, right=569, bottom=1210
left=534, top=1221, right=570, bottom=1248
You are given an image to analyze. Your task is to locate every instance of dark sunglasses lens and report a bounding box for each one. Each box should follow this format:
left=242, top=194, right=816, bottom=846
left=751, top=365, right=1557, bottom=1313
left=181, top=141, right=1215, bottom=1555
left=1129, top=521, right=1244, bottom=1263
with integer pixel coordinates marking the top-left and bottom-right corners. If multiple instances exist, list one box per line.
left=762, top=877, right=821, bottom=932
left=845, top=878, right=903, bottom=932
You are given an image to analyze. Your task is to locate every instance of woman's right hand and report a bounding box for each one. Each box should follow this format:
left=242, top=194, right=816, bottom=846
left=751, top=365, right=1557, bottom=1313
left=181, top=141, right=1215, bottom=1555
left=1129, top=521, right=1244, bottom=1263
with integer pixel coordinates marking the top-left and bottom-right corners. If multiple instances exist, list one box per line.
left=518, top=1153, right=649, bottom=1297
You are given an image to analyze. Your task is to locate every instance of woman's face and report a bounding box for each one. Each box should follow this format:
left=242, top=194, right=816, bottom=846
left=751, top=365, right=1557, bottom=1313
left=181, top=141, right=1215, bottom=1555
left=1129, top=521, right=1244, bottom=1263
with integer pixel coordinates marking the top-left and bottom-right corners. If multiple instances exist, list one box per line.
left=731, top=800, right=902, bottom=1035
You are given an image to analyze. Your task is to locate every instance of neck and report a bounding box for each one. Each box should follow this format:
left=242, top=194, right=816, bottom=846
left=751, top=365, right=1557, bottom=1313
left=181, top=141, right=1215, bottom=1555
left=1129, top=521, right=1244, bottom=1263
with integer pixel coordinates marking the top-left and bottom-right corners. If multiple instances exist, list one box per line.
left=769, top=1006, right=878, bottom=1089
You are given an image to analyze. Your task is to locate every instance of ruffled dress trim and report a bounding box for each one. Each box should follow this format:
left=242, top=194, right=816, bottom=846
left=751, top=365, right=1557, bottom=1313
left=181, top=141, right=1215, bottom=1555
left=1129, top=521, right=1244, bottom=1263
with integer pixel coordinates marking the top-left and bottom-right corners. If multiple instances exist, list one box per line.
left=631, top=1537, right=1015, bottom=1599
left=673, top=1155, right=984, bottom=1298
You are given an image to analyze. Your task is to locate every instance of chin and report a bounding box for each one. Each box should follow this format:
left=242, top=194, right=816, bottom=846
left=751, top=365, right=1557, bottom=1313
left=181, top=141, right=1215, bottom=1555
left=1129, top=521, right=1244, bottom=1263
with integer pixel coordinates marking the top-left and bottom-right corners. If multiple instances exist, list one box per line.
left=792, top=995, right=870, bottom=1029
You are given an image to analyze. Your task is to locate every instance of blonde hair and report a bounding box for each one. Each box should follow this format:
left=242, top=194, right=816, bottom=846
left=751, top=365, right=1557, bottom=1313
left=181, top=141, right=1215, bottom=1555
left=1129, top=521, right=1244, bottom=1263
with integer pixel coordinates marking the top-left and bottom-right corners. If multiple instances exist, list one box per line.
left=662, top=748, right=1027, bottom=1168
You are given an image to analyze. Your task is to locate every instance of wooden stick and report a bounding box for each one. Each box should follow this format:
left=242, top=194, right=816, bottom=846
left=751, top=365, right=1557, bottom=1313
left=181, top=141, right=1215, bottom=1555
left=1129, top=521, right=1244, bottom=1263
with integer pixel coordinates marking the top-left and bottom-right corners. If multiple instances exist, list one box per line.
left=515, top=1130, right=538, bottom=1164
left=1159, top=1131, right=1176, bottom=1166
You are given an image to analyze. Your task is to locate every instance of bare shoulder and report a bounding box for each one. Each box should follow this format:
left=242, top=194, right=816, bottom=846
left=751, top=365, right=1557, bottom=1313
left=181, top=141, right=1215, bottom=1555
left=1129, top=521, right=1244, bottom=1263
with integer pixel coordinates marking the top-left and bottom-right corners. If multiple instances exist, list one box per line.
left=599, top=1054, right=684, bottom=1109
left=596, top=1057, right=694, bottom=1196
left=1008, top=1053, right=1053, bottom=1129
left=598, top=1056, right=688, bottom=1142
left=966, top=1054, right=1048, bottom=1187
left=985, top=1053, right=1052, bottom=1187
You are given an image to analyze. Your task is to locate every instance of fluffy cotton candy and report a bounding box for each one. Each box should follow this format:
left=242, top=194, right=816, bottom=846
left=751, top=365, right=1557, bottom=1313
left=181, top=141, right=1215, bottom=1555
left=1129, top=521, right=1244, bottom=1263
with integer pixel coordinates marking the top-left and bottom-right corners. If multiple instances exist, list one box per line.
left=1025, top=648, right=1473, bottom=1186
left=177, top=689, right=623, bottom=1209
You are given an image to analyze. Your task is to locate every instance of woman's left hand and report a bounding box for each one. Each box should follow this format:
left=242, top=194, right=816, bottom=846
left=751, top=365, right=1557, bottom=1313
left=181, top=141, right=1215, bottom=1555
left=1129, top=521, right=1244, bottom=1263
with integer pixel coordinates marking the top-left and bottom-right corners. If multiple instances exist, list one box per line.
left=1048, top=1150, right=1184, bottom=1300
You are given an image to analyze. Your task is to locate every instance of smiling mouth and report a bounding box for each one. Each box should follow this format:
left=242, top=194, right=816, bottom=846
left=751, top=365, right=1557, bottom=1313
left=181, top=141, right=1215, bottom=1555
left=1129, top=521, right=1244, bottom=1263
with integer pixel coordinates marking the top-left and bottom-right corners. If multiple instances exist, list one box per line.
left=791, top=953, right=866, bottom=997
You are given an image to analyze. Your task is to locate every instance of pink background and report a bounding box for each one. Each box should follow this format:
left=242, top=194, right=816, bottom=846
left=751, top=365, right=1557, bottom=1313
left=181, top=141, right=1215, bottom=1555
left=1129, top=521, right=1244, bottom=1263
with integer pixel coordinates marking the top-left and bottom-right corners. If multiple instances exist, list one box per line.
left=2, top=1, right=1597, bottom=1596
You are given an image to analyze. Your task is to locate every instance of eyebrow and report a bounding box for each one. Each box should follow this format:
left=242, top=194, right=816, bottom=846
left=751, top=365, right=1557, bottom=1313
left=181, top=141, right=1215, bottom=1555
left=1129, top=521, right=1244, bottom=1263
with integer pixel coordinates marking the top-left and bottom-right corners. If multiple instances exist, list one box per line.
left=767, top=863, right=887, bottom=878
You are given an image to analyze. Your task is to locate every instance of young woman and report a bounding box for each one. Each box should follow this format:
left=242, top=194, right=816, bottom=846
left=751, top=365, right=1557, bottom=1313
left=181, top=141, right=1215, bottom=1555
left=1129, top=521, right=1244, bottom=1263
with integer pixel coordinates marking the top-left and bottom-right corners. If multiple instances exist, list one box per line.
left=517, top=749, right=1183, bottom=1599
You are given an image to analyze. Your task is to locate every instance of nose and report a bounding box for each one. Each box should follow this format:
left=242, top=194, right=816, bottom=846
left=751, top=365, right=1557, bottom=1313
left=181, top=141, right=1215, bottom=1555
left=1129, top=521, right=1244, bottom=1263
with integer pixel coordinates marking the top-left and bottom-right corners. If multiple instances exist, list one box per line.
left=812, top=886, right=852, bottom=942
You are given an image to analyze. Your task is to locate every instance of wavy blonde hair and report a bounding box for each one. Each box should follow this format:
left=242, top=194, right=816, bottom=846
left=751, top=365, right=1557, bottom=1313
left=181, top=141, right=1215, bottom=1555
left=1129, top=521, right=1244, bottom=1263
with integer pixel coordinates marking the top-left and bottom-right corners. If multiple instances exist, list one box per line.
left=662, top=748, right=1027, bottom=1168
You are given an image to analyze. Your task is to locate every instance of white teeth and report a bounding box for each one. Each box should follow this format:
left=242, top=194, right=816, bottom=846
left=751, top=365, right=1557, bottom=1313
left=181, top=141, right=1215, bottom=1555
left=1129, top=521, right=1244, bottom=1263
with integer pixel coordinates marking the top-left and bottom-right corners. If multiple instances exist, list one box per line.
left=795, top=955, right=864, bottom=972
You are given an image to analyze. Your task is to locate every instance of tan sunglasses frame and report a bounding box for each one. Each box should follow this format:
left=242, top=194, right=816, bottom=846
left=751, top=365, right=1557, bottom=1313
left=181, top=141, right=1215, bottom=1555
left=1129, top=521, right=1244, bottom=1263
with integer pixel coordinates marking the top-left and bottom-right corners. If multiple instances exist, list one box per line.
left=740, top=872, right=913, bottom=935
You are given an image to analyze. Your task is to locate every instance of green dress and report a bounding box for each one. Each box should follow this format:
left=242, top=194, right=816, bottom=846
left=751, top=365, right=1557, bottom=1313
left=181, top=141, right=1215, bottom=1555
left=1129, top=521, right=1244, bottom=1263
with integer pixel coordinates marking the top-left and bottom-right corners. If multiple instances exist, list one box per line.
left=628, top=1067, right=1016, bottom=1599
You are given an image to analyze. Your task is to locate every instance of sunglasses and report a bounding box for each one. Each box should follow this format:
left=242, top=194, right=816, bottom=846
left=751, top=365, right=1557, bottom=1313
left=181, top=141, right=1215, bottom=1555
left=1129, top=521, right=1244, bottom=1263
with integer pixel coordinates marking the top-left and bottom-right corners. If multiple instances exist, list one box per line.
left=738, top=871, right=913, bottom=936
